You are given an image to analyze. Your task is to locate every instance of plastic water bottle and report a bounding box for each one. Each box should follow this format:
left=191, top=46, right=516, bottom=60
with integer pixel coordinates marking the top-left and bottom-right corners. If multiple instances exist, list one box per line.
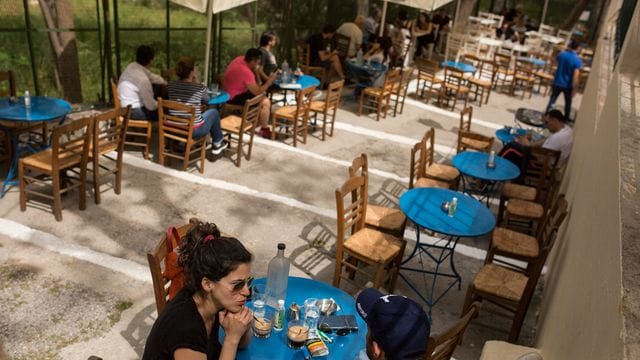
left=356, top=48, right=364, bottom=65
left=281, top=60, right=290, bottom=83
left=265, top=243, right=290, bottom=308
left=274, top=299, right=285, bottom=331
left=24, top=90, right=31, bottom=109
left=448, top=197, right=458, bottom=217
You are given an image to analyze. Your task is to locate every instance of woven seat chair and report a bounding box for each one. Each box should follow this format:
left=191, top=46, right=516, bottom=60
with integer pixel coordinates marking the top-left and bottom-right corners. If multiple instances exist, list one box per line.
left=444, top=32, right=465, bottom=62
left=466, top=57, right=497, bottom=107
left=425, top=302, right=481, bottom=360
left=348, top=153, right=407, bottom=239
left=462, top=196, right=568, bottom=342
left=334, top=33, right=352, bottom=60
left=19, top=116, right=92, bottom=221
left=220, top=94, right=263, bottom=167
left=309, top=79, right=344, bottom=141
left=89, top=107, right=130, bottom=204
left=358, top=68, right=401, bottom=122
left=438, top=66, right=470, bottom=111
left=497, top=147, right=561, bottom=224
left=510, top=60, right=536, bottom=99
left=111, top=79, right=152, bottom=160
left=487, top=195, right=568, bottom=273
left=533, top=55, right=555, bottom=96
left=147, top=218, right=199, bottom=314
left=456, top=106, right=494, bottom=153
left=493, top=52, right=514, bottom=92
left=157, top=99, right=207, bottom=173
left=271, top=85, right=316, bottom=147
left=415, top=59, right=444, bottom=104
left=390, top=67, right=413, bottom=116
left=333, top=174, right=404, bottom=293
left=410, top=128, right=459, bottom=189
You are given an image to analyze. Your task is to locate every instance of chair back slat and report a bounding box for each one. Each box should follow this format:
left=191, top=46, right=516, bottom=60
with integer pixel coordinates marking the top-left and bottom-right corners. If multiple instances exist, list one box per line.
left=444, top=66, right=466, bottom=89
left=425, top=302, right=481, bottom=360
left=417, top=59, right=440, bottom=79
left=538, top=195, right=569, bottom=255
left=334, top=33, right=351, bottom=59
left=325, top=80, right=344, bottom=110
left=459, top=106, right=473, bottom=132
left=0, top=70, right=17, bottom=97
left=409, top=140, right=427, bottom=189
left=382, top=69, right=402, bottom=93
left=335, top=175, right=367, bottom=246
left=51, top=117, right=93, bottom=171
left=110, top=78, right=121, bottom=109
left=242, top=94, right=265, bottom=127
left=158, top=99, right=197, bottom=140
left=93, top=107, right=130, bottom=154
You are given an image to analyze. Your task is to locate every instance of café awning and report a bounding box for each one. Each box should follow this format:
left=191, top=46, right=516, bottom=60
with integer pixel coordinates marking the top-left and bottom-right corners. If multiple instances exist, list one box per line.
left=379, top=0, right=456, bottom=35
left=170, top=0, right=257, bottom=84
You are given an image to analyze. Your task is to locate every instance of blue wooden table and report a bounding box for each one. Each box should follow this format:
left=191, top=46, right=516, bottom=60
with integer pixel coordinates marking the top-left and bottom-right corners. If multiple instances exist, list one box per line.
left=274, top=75, right=320, bottom=91
left=495, top=127, right=543, bottom=145
left=441, top=61, right=477, bottom=73
left=0, top=96, right=71, bottom=197
left=208, top=90, right=230, bottom=106
left=516, top=56, right=546, bottom=67
left=221, top=277, right=366, bottom=360
left=452, top=151, right=521, bottom=205
left=399, top=188, right=495, bottom=310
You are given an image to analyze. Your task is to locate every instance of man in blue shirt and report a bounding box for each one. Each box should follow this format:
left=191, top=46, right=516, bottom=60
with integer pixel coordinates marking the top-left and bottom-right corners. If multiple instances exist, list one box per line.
left=546, top=41, right=582, bottom=120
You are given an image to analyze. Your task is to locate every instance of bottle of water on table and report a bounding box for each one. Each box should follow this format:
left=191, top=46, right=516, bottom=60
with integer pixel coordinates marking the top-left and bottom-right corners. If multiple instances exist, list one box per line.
left=265, top=243, right=290, bottom=308
left=24, top=90, right=31, bottom=109
left=281, top=60, right=290, bottom=83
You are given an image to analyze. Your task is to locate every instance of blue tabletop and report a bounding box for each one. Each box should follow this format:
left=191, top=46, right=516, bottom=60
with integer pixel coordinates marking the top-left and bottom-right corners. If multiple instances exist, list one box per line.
left=441, top=61, right=477, bottom=73
left=495, top=127, right=543, bottom=144
left=225, top=277, right=365, bottom=360
left=347, top=59, right=388, bottom=74
left=208, top=90, right=230, bottom=106
left=0, top=96, right=71, bottom=122
left=452, top=151, right=520, bottom=182
left=275, top=75, right=320, bottom=91
left=517, top=56, right=546, bottom=67
left=400, top=188, right=496, bottom=238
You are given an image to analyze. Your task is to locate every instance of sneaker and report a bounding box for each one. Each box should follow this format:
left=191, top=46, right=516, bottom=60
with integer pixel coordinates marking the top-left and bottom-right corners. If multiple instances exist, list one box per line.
left=211, top=140, right=229, bottom=155
left=259, top=127, right=272, bottom=139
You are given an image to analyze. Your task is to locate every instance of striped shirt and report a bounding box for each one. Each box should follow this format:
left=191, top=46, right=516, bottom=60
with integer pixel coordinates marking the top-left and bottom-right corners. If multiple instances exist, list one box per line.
left=167, top=80, right=210, bottom=127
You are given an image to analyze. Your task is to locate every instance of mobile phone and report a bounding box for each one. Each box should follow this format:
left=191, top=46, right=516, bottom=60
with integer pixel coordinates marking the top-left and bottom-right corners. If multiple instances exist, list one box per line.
left=318, top=315, right=358, bottom=332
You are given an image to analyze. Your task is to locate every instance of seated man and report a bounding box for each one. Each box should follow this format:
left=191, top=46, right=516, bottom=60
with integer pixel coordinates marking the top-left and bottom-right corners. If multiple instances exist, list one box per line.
left=308, top=24, right=345, bottom=80
left=500, top=109, right=574, bottom=175
left=118, top=45, right=166, bottom=121
left=337, top=16, right=365, bottom=58
left=356, top=288, right=430, bottom=360
left=168, top=57, right=228, bottom=155
left=223, top=48, right=278, bottom=138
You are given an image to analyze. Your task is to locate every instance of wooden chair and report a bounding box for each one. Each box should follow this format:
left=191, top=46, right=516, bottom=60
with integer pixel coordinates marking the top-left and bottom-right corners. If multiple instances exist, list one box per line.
left=456, top=106, right=493, bottom=153
left=533, top=57, right=555, bottom=96
left=510, top=60, right=535, bottom=99
left=348, top=153, right=407, bottom=239
left=309, top=79, right=343, bottom=141
left=334, top=33, right=351, bottom=60
left=410, top=128, right=460, bottom=189
left=358, top=68, right=401, bottom=122
left=147, top=219, right=198, bottom=314
left=437, top=66, right=469, bottom=111
left=295, top=40, right=326, bottom=86
left=90, top=107, right=130, bottom=204
left=0, top=70, right=16, bottom=97
left=467, top=58, right=497, bottom=106
left=220, top=94, right=263, bottom=167
left=487, top=195, right=568, bottom=274
left=111, top=79, right=152, bottom=160
left=425, top=302, right=481, bottom=360
left=271, top=85, right=316, bottom=147
left=493, top=52, right=514, bottom=92
left=462, top=196, right=568, bottom=342
left=497, top=147, right=561, bottom=224
left=415, top=59, right=444, bottom=104
left=538, top=24, right=555, bottom=36
left=390, top=67, right=413, bottom=116
left=157, top=98, right=207, bottom=173
left=19, top=116, right=92, bottom=221
left=334, top=175, right=404, bottom=292
left=444, top=33, right=466, bottom=62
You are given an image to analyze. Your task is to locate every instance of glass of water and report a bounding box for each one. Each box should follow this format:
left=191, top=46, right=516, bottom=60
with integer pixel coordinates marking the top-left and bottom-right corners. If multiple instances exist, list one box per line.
left=304, top=298, right=320, bottom=332
left=209, top=83, right=219, bottom=96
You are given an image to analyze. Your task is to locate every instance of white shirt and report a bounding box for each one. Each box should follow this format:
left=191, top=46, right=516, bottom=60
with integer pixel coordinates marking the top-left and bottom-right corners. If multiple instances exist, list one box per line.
left=337, top=22, right=363, bottom=58
left=117, top=62, right=165, bottom=111
left=543, top=125, right=573, bottom=163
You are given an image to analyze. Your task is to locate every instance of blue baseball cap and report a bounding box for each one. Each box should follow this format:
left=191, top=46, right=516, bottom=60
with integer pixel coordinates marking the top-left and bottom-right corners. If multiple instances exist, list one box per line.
left=356, top=288, right=430, bottom=360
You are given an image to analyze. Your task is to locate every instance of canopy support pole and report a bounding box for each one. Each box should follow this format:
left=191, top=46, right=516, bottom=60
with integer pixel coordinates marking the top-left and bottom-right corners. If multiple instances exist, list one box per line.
left=379, top=0, right=388, bottom=36
left=203, top=0, right=215, bottom=86
left=540, top=0, right=550, bottom=28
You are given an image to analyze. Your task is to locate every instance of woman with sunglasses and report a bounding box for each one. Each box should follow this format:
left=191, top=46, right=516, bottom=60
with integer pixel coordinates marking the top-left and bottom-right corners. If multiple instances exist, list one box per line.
left=143, top=221, right=254, bottom=360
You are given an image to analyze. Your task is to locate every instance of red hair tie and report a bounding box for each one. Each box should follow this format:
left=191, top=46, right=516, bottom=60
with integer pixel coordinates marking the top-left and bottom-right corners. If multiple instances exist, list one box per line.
left=203, top=235, right=215, bottom=244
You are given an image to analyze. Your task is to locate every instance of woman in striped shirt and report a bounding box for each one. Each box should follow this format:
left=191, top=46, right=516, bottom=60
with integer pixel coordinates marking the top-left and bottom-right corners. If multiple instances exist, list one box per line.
left=168, top=57, right=228, bottom=154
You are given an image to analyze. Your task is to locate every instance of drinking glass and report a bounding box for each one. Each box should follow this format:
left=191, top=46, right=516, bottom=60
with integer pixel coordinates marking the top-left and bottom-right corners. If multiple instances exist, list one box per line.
left=304, top=298, right=320, bottom=332
left=286, top=320, right=309, bottom=349
left=209, top=83, right=219, bottom=96
left=253, top=307, right=274, bottom=339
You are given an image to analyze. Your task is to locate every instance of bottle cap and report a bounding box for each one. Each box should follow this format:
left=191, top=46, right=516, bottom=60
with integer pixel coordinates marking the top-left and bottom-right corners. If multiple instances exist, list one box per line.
left=278, top=299, right=285, bottom=306
left=277, top=243, right=286, bottom=250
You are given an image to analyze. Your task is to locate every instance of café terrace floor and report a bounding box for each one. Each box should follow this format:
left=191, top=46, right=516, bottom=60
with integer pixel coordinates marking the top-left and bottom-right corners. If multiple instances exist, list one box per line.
left=0, top=80, right=581, bottom=359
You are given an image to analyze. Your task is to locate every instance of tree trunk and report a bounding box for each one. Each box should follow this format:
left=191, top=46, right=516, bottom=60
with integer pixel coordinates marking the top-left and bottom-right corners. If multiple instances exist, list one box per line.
left=38, top=0, right=83, bottom=103
left=356, top=0, right=369, bottom=17
left=454, top=0, right=479, bottom=32
left=560, top=0, right=590, bottom=30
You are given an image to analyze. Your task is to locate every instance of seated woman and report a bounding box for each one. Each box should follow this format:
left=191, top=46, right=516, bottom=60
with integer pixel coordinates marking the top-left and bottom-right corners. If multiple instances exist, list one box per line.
left=143, top=221, right=254, bottom=360
left=167, top=57, right=228, bottom=155
left=345, top=36, right=392, bottom=96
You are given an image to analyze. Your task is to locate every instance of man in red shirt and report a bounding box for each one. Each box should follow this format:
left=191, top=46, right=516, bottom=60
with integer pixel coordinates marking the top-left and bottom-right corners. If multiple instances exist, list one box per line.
left=223, top=48, right=278, bottom=138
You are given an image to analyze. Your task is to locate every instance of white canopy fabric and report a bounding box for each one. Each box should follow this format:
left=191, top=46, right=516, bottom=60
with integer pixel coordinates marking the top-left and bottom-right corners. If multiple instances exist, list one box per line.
left=379, top=0, right=456, bottom=36
left=171, top=0, right=257, bottom=85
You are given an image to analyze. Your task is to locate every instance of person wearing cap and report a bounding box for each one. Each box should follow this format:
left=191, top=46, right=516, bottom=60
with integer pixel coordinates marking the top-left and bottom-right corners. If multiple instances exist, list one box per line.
left=356, top=288, right=430, bottom=360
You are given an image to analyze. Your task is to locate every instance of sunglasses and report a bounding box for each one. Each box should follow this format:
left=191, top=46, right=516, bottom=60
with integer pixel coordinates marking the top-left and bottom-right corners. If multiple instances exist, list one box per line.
left=230, top=276, right=254, bottom=292
left=318, top=323, right=351, bottom=336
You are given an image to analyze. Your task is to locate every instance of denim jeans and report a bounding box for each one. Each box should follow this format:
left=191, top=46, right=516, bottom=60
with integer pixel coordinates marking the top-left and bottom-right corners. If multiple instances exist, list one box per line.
left=546, top=86, right=572, bottom=119
left=130, top=107, right=158, bottom=121
left=192, top=109, right=223, bottom=144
